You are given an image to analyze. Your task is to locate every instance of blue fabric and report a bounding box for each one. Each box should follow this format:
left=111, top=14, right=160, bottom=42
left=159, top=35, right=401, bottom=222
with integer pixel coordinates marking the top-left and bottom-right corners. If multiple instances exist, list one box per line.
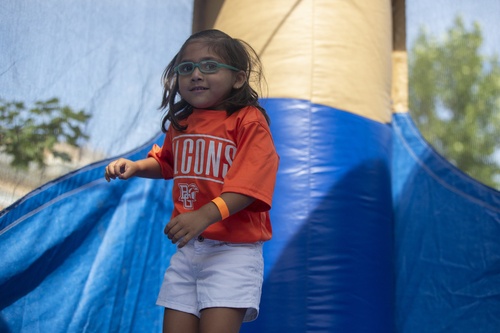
left=0, top=137, right=175, bottom=332
left=392, top=113, right=500, bottom=333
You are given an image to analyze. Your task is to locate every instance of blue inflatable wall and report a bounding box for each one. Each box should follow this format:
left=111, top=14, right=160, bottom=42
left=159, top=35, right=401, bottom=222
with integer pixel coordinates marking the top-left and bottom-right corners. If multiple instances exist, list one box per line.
left=242, top=99, right=393, bottom=333
left=0, top=137, right=173, bottom=332
left=392, top=113, right=500, bottom=333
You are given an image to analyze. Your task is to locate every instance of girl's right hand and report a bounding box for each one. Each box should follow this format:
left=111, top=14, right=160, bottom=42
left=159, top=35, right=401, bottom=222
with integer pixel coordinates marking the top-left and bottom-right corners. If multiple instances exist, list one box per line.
left=104, top=158, right=138, bottom=182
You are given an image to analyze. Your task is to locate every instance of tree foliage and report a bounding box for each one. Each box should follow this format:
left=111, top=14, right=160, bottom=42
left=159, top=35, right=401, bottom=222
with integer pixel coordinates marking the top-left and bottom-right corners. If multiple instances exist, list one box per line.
left=409, top=16, right=500, bottom=189
left=0, top=97, right=91, bottom=169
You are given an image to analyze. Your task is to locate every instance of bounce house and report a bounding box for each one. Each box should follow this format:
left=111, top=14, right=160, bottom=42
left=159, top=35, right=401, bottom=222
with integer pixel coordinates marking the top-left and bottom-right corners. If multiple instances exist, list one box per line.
left=1, top=1, right=499, bottom=332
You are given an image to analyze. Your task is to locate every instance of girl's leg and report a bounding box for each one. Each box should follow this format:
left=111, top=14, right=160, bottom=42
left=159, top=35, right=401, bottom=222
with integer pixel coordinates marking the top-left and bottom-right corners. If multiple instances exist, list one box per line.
left=163, top=308, right=199, bottom=333
left=199, top=307, right=246, bottom=333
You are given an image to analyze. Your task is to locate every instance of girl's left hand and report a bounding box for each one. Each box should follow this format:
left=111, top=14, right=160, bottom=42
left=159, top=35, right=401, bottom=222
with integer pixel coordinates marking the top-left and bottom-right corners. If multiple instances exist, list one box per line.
left=164, top=193, right=254, bottom=248
left=164, top=210, right=212, bottom=248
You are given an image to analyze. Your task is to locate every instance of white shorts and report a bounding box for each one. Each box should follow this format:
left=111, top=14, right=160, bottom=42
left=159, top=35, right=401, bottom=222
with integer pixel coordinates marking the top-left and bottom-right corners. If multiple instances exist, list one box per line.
left=156, top=236, right=264, bottom=322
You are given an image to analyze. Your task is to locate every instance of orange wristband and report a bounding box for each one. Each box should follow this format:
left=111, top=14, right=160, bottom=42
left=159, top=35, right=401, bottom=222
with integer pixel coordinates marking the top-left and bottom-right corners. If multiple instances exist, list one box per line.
left=211, top=197, right=230, bottom=220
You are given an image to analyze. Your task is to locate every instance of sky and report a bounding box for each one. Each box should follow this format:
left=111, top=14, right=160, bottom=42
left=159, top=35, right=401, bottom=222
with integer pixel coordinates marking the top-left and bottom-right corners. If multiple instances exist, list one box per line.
left=406, top=0, right=500, bottom=56
left=0, top=0, right=193, bottom=158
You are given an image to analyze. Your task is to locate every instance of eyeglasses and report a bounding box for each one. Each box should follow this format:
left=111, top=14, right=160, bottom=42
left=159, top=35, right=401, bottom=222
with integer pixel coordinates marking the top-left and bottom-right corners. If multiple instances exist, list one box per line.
left=174, top=61, right=240, bottom=75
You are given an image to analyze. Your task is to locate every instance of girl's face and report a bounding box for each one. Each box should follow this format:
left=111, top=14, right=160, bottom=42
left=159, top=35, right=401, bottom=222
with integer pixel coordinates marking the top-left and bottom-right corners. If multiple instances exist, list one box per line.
left=177, top=41, right=246, bottom=110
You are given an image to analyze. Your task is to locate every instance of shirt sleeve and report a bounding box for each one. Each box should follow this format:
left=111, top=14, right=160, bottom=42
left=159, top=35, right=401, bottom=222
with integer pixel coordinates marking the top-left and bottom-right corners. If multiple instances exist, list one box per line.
left=147, top=132, right=174, bottom=180
left=222, top=117, right=279, bottom=212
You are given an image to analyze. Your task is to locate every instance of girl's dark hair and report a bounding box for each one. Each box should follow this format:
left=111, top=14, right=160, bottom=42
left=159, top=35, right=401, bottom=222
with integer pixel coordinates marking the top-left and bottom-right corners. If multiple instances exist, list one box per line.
left=159, top=29, right=269, bottom=132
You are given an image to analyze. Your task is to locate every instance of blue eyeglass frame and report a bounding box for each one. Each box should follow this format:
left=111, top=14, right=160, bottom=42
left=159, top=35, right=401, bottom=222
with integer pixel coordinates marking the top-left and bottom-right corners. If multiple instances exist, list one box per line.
left=174, top=61, right=240, bottom=75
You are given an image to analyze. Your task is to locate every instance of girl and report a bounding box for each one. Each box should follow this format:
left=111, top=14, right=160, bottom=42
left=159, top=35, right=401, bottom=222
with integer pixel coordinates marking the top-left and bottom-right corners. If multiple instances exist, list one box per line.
left=104, top=29, right=279, bottom=333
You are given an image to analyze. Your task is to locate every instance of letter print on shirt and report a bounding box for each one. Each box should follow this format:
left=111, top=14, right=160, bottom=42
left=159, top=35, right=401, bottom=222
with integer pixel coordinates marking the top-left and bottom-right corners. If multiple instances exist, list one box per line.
left=178, top=183, right=199, bottom=209
left=173, top=134, right=236, bottom=183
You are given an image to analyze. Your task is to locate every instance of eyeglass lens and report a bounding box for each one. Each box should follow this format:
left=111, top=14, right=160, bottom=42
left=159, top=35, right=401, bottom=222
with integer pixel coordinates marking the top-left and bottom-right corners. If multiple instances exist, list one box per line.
left=177, top=61, right=219, bottom=75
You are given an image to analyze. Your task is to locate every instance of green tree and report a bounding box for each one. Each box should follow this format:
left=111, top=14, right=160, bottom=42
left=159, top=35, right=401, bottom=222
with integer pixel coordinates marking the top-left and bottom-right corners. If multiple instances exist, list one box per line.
left=0, top=97, right=91, bottom=169
left=409, top=17, right=500, bottom=189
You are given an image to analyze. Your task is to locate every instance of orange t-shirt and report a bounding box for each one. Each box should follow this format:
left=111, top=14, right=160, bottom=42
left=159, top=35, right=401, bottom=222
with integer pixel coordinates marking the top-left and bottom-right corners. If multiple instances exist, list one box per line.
left=147, top=106, right=279, bottom=243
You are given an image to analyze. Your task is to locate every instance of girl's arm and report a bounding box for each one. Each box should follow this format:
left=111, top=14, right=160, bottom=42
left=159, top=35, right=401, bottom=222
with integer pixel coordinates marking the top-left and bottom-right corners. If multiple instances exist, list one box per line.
left=104, top=157, right=163, bottom=182
left=164, top=192, right=255, bottom=248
